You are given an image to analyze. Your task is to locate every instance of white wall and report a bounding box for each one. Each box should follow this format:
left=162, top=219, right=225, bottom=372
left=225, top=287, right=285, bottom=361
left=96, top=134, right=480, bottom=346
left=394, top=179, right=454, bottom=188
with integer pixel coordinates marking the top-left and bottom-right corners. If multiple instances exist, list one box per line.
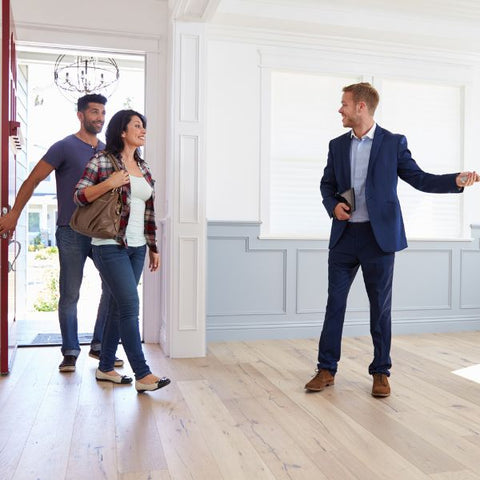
left=205, top=25, right=480, bottom=230
left=206, top=40, right=260, bottom=220
left=12, top=0, right=167, bottom=47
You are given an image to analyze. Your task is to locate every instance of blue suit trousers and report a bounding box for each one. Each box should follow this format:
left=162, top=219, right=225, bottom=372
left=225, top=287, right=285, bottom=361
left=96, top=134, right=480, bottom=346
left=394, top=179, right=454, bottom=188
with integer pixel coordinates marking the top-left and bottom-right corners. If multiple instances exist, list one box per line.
left=317, top=222, right=394, bottom=376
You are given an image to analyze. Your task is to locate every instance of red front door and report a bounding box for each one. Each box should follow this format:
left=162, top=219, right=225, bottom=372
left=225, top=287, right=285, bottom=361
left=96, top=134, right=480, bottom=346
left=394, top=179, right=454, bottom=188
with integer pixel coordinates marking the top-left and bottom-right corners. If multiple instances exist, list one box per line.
left=0, top=0, right=18, bottom=374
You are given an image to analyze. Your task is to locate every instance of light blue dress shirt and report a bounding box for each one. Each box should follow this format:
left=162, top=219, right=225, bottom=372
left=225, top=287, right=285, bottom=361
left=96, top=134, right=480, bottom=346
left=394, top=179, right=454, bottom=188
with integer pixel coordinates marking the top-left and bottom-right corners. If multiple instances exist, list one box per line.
left=349, top=123, right=376, bottom=222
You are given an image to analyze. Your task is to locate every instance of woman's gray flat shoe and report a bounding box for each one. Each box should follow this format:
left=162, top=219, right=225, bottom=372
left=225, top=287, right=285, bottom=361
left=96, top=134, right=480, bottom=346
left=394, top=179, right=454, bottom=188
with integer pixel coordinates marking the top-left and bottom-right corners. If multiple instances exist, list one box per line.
left=95, top=368, right=132, bottom=384
left=135, top=376, right=171, bottom=393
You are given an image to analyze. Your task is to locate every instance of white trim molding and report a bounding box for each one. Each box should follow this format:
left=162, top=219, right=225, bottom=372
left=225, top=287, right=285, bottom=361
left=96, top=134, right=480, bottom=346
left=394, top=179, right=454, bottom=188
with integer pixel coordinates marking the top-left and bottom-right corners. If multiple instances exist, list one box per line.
left=163, top=21, right=207, bottom=357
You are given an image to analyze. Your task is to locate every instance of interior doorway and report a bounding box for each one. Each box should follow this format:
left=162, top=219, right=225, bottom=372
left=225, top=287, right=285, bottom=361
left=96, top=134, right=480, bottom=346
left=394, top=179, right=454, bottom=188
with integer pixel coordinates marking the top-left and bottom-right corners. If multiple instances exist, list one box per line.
left=14, top=45, right=146, bottom=347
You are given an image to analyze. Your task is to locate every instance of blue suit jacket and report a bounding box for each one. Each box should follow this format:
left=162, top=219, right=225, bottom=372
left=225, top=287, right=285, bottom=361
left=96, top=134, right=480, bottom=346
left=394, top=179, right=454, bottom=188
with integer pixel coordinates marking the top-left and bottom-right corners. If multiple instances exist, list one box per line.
left=320, top=125, right=462, bottom=253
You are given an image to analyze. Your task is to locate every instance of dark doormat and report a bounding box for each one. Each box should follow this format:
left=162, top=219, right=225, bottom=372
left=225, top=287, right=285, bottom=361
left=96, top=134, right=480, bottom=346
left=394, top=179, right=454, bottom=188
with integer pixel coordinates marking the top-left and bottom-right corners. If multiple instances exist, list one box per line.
left=30, top=333, right=93, bottom=345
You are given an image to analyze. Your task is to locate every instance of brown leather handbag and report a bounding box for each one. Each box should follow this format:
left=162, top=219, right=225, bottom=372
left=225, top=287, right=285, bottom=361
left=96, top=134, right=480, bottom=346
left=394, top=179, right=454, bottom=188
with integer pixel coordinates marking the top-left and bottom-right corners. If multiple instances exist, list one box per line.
left=69, top=154, right=123, bottom=239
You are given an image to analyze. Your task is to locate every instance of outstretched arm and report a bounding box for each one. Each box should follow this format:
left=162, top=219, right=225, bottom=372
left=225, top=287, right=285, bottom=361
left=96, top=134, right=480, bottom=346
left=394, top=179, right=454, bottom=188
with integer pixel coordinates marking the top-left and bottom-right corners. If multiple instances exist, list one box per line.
left=0, top=159, right=54, bottom=235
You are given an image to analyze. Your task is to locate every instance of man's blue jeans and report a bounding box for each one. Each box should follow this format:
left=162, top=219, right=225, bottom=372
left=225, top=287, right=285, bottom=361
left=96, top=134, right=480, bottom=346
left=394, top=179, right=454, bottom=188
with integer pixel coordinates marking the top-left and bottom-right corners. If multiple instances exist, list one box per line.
left=92, top=244, right=151, bottom=380
left=56, top=226, right=110, bottom=357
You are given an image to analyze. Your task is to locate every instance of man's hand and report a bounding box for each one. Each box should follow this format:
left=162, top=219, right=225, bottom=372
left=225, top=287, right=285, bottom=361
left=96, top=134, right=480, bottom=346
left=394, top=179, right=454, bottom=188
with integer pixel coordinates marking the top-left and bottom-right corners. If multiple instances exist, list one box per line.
left=0, top=211, right=19, bottom=237
left=0, top=159, right=53, bottom=237
left=456, top=171, right=480, bottom=188
left=333, top=202, right=351, bottom=221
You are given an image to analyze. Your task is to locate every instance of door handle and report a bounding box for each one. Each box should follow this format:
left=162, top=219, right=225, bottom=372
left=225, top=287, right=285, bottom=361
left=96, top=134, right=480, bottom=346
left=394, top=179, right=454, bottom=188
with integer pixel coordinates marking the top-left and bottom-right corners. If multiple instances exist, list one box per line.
left=1, top=206, right=20, bottom=268
left=1, top=206, right=10, bottom=239
left=8, top=239, right=21, bottom=273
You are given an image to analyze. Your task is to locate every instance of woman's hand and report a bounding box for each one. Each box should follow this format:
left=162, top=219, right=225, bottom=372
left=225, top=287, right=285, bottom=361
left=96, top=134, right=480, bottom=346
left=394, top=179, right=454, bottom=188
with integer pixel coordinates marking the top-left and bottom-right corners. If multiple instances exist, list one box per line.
left=149, top=250, right=160, bottom=272
left=83, top=169, right=130, bottom=203
left=108, top=170, right=130, bottom=189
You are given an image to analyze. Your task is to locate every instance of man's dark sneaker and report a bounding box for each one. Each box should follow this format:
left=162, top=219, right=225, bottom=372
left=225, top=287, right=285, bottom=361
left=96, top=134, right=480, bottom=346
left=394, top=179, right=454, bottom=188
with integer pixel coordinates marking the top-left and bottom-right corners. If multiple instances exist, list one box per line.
left=59, top=355, right=77, bottom=372
left=89, top=349, right=124, bottom=367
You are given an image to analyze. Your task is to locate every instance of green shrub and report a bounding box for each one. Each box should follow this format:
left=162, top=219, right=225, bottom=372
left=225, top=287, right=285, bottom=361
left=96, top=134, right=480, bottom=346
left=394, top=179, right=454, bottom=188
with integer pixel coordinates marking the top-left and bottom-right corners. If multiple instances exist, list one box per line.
left=34, top=250, right=48, bottom=260
left=32, top=234, right=44, bottom=248
left=33, top=245, right=58, bottom=260
left=33, top=273, right=59, bottom=312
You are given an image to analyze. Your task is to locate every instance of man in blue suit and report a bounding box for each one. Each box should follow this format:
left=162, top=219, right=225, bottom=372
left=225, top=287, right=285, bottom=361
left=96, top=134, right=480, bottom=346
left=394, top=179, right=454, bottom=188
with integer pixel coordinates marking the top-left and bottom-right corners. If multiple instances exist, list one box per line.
left=305, top=82, right=478, bottom=397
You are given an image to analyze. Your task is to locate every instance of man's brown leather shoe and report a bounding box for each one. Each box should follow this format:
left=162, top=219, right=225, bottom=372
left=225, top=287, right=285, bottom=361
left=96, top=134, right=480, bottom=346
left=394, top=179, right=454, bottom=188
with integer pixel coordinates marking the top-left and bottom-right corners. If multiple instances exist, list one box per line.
left=372, top=373, right=390, bottom=397
left=305, top=369, right=335, bottom=391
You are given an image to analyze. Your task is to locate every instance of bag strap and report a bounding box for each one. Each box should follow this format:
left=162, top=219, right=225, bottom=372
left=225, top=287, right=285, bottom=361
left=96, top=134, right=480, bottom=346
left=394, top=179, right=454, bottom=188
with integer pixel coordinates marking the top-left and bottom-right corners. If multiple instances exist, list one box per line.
left=107, top=153, right=121, bottom=172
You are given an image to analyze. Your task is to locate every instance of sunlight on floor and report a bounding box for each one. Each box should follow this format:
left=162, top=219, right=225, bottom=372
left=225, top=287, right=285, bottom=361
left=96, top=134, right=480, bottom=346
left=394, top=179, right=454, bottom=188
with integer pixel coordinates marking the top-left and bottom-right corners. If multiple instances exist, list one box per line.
left=452, top=364, right=480, bottom=384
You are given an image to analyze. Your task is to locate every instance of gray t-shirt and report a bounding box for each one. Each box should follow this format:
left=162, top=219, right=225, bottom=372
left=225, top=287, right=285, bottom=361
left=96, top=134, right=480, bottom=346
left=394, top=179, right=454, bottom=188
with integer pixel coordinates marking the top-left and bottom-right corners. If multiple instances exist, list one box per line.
left=43, top=134, right=105, bottom=226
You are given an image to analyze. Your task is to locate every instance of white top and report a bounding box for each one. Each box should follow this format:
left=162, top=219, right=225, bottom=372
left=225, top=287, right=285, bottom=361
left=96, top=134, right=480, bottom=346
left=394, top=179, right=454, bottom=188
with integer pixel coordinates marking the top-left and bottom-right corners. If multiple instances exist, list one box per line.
left=92, top=174, right=153, bottom=247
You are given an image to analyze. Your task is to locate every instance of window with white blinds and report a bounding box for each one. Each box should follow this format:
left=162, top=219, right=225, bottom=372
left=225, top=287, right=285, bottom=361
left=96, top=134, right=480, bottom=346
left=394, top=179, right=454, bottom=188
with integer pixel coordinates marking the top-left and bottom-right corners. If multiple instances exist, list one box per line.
left=266, top=72, right=464, bottom=239
left=269, top=72, right=361, bottom=236
left=380, top=79, right=463, bottom=239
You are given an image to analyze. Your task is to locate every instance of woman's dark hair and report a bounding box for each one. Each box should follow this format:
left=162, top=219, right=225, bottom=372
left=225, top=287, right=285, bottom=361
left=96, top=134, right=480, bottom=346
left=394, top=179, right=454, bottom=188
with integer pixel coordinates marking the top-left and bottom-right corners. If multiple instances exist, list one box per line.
left=105, top=109, right=147, bottom=158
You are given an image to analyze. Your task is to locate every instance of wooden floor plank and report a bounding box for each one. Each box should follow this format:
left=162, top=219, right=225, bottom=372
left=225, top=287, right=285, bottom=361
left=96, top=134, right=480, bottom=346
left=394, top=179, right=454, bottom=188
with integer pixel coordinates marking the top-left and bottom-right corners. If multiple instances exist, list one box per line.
left=329, top=389, right=464, bottom=475
left=393, top=333, right=480, bottom=370
left=119, top=470, right=171, bottom=480
left=2, top=333, right=480, bottom=480
left=0, top=347, right=57, bottom=480
left=0, top=346, right=35, bottom=410
left=250, top=358, right=431, bottom=480
left=429, top=471, right=480, bottom=480
left=150, top=382, right=224, bottom=480
left=178, top=379, right=277, bottom=480
left=226, top=395, right=330, bottom=480
left=114, top=388, right=168, bottom=475
left=66, top=402, right=118, bottom=480
left=11, top=355, right=84, bottom=480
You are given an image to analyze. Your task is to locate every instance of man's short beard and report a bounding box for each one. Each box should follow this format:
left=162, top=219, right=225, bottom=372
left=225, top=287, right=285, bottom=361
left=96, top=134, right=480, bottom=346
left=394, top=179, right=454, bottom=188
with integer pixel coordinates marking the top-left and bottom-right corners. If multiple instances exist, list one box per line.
left=84, top=123, right=102, bottom=135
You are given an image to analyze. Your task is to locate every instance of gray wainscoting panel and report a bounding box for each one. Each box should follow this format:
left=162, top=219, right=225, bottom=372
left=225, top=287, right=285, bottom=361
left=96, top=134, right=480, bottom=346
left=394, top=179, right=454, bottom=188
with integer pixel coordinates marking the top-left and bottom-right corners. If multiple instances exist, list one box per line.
left=296, top=249, right=328, bottom=313
left=208, top=236, right=286, bottom=316
left=207, top=221, right=480, bottom=341
left=460, top=250, right=480, bottom=308
left=393, top=249, right=452, bottom=309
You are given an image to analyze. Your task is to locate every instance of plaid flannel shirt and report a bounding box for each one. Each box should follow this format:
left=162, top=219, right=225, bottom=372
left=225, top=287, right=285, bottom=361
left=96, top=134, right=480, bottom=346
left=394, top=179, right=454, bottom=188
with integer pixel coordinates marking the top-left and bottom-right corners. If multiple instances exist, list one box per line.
left=74, top=151, right=158, bottom=253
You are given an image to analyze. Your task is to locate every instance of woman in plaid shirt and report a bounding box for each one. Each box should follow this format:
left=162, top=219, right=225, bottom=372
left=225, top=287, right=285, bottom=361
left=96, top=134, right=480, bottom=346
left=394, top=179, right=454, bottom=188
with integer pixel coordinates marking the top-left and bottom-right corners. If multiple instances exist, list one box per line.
left=74, top=109, right=170, bottom=393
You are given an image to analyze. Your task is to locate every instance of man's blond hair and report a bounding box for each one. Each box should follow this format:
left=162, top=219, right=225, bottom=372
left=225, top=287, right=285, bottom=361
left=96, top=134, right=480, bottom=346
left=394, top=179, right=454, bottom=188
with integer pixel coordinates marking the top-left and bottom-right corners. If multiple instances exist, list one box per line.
left=343, top=82, right=379, bottom=114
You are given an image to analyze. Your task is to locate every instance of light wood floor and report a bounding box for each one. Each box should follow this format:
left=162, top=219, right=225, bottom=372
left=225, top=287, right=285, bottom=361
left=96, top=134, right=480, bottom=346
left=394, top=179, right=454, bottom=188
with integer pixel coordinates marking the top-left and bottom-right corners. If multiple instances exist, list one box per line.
left=1, top=332, right=480, bottom=480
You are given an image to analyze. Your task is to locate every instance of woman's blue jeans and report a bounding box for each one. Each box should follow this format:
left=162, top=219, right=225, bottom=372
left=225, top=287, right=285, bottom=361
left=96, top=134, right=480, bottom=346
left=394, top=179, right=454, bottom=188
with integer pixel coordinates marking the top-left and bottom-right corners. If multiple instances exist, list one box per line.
left=92, top=244, right=151, bottom=379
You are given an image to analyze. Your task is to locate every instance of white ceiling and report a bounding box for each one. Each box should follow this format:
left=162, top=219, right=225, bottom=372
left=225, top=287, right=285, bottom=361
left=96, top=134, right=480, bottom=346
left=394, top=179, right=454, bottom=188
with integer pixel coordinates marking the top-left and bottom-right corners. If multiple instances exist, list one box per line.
left=208, top=0, right=480, bottom=53
left=215, top=0, right=480, bottom=24
left=147, top=0, right=480, bottom=53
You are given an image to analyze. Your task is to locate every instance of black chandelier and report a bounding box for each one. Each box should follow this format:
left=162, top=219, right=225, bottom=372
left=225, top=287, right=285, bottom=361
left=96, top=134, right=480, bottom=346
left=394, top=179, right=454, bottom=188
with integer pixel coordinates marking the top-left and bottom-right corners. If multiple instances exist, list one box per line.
left=54, top=55, right=120, bottom=102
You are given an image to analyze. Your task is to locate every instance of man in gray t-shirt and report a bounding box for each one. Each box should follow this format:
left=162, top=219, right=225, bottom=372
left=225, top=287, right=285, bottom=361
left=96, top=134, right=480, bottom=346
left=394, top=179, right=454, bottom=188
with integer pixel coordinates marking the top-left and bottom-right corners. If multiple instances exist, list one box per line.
left=0, top=94, right=123, bottom=372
